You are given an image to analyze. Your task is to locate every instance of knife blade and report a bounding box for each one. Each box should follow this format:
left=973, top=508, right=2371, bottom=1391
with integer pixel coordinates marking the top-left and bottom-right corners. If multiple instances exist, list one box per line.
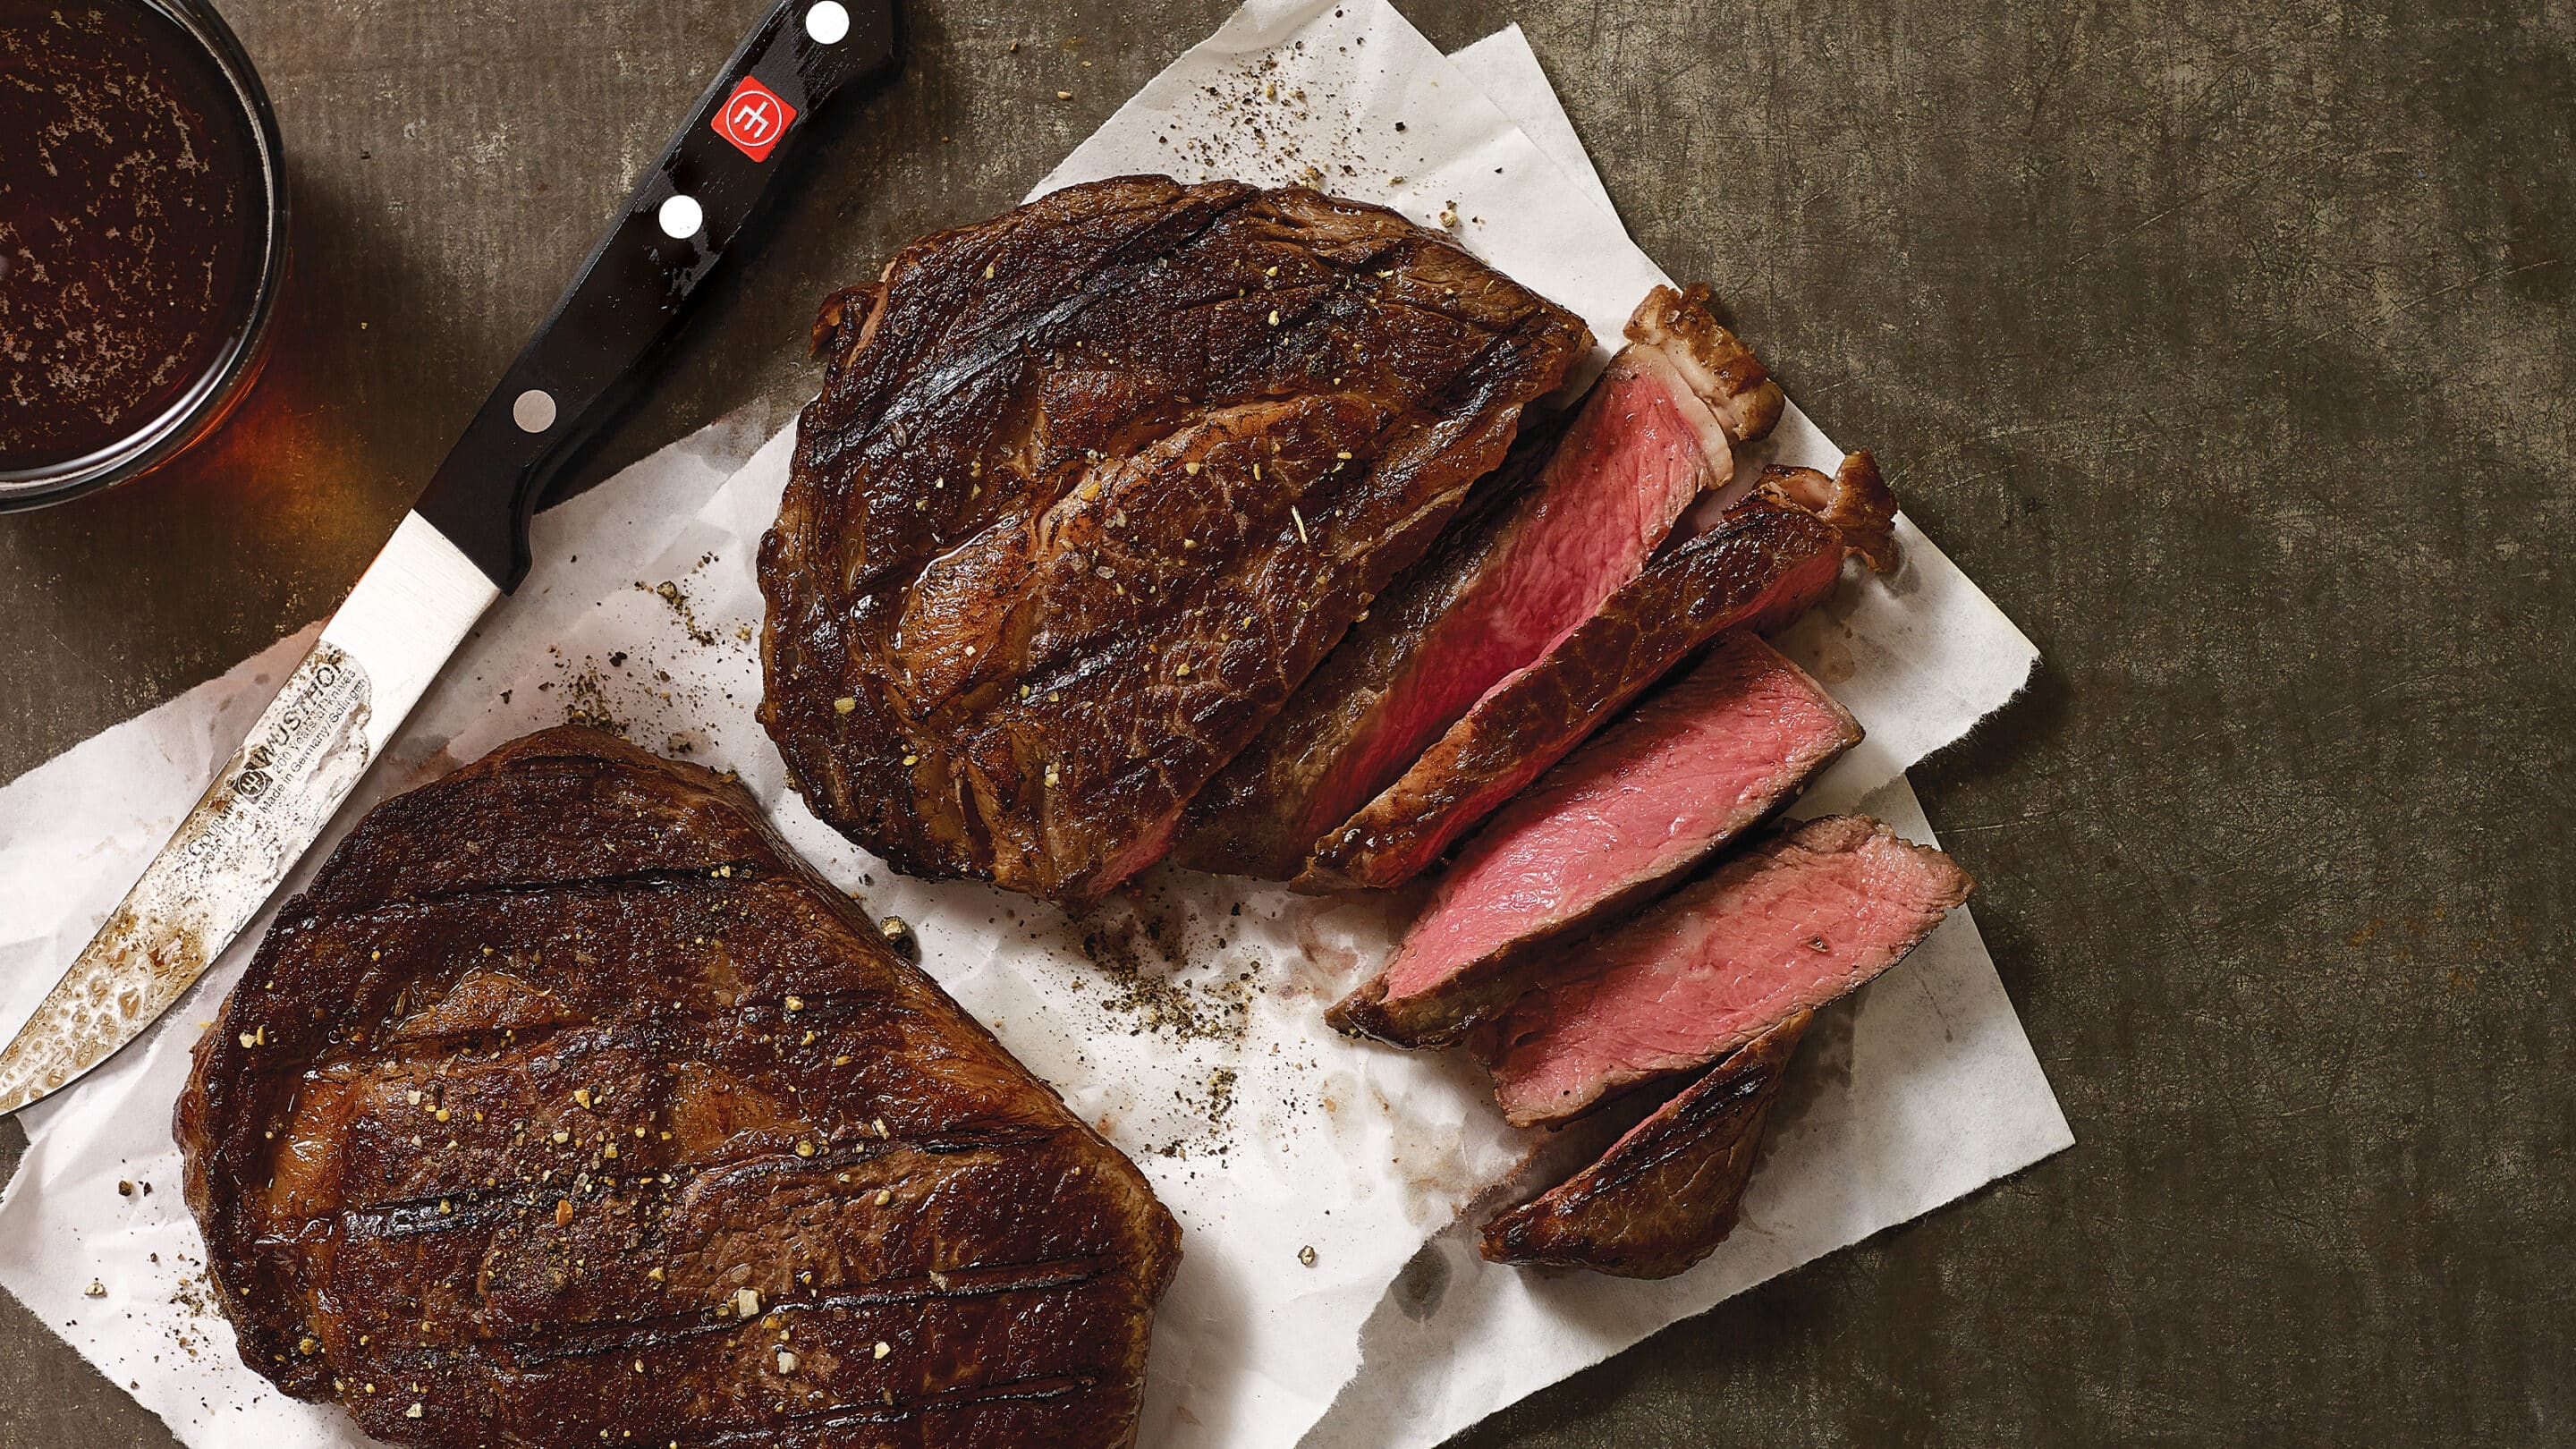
left=0, top=0, right=898, bottom=1117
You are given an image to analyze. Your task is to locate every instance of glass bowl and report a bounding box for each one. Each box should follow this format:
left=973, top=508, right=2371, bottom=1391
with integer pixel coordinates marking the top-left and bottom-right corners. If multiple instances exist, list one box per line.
left=0, top=0, right=289, bottom=512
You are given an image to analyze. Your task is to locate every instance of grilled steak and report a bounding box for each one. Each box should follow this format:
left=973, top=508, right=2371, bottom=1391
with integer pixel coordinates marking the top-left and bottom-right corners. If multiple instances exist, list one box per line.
left=758, top=175, right=1589, bottom=903
left=1477, top=814, right=1970, bottom=1128
left=1165, top=412, right=1563, bottom=880
left=1303, top=453, right=1895, bottom=892
left=1174, top=285, right=1783, bottom=879
left=1480, top=1012, right=1808, bottom=1278
left=1332, top=632, right=1859, bottom=1046
left=176, top=727, right=1180, bottom=1449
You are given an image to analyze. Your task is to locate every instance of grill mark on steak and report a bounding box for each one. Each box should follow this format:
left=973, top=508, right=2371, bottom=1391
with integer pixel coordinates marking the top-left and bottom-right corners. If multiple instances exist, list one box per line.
left=177, top=727, right=1178, bottom=1449
left=305, top=970, right=937, bottom=1059
left=706, top=1375, right=1100, bottom=1441
left=281, top=860, right=771, bottom=921
left=789, top=191, right=1248, bottom=489
left=1479, top=1013, right=1809, bottom=1278
left=310, top=1123, right=1065, bottom=1236
left=826, top=190, right=1255, bottom=449
left=509, top=1255, right=1113, bottom=1365
left=278, top=752, right=787, bottom=911
left=292, top=1009, right=870, bottom=1089
left=759, top=175, right=1589, bottom=902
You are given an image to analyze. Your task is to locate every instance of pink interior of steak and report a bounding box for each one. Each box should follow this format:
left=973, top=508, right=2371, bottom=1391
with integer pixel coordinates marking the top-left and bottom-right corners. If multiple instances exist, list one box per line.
left=1481, top=816, right=1970, bottom=1126
left=1379, top=634, right=1859, bottom=1004
left=1312, top=515, right=1847, bottom=892
left=1283, top=352, right=1740, bottom=851
left=1484, top=351, right=1741, bottom=658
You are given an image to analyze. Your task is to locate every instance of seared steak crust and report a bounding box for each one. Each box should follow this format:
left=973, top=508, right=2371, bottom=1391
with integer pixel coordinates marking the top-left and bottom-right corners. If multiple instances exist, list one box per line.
left=176, top=727, right=1179, bottom=1449
left=1479, top=1013, right=1808, bottom=1279
left=758, top=175, right=1589, bottom=902
left=1165, top=414, right=1569, bottom=880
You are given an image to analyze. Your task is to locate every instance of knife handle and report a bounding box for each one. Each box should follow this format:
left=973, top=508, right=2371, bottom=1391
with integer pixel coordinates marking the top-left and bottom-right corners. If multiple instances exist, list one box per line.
left=416, top=0, right=898, bottom=589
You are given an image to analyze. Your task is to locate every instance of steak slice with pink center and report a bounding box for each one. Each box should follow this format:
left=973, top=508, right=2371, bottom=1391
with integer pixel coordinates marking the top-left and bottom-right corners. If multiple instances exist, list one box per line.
left=1476, top=815, right=1971, bottom=1128
left=1479, top=1011, right=1809, bottom=1278
left=1301, top=453, right=1895, bottom=892
left=1330, top=632, right=1859, bottom=1046
left=1173, top=284, right=1784, bottom=880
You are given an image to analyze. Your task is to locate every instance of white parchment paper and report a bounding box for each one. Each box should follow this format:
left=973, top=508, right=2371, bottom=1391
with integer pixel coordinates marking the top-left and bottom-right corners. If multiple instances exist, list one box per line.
left=0, top=6, right=2068, bottom=1448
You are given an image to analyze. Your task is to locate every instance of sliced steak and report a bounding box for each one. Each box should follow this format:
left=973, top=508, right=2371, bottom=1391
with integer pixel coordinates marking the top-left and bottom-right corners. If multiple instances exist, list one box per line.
left=1303, top=453, right=1895, bottom=891
left=1479, top=1012, right=1809, bottom=1278
left=1330, top=632, right=1858, bottom=1046
left=176, top=727, right=1181, bottom=1449
left=1174, top=284, right=1784, bottom=880
left=1477, top=814, right=1970, bottom=1128
left=758, top=175, right=1589, bottom=903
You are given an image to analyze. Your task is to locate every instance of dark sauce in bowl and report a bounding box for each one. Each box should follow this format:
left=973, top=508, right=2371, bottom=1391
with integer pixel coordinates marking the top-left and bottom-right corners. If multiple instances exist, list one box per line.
left=0, top=0, right=281, bottom=502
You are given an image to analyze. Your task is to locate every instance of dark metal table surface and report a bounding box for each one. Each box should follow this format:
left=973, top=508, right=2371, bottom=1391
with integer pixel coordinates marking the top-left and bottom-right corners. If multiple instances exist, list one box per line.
left=4, top=2, right=2570, bottom=1445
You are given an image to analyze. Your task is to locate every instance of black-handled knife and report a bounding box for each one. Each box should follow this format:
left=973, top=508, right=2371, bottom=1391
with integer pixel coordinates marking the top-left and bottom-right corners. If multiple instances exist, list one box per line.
left=425, top=0, right=897, bottom=586
left=0, top=0, right=899, bottom=1116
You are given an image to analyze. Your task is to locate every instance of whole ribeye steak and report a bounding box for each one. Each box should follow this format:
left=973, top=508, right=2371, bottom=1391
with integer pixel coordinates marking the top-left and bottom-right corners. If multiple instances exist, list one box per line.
left=176, top=727, right=1180, bottom=1449
left=759, top=175, right=1589, bottom=902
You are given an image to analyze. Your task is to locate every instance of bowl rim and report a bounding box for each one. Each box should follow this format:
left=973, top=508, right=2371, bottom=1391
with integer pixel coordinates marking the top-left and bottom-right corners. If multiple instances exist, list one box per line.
left=0, top=0, right=292, bottom=513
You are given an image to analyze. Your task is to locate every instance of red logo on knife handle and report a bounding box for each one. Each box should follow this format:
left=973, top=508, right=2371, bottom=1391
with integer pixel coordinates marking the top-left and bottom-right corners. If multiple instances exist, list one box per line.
left=713, top=76, right=796, bottom=161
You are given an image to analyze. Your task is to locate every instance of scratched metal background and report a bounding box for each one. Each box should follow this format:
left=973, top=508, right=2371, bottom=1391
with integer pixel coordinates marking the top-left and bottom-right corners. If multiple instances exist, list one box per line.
left=4, top=1, right=2571, bottom=1444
